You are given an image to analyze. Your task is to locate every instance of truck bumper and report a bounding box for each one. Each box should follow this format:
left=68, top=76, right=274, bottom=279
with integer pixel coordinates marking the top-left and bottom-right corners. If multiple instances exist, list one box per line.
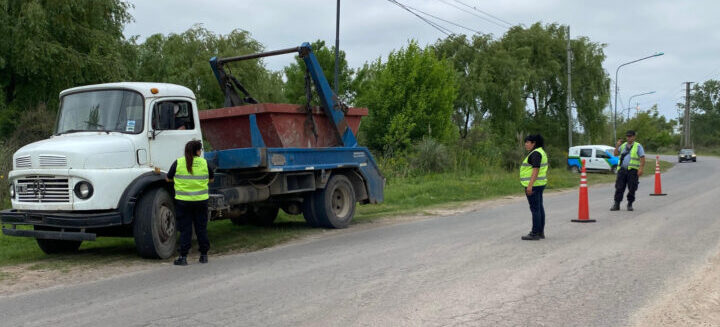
left=0, top=209, right=123, bottom=241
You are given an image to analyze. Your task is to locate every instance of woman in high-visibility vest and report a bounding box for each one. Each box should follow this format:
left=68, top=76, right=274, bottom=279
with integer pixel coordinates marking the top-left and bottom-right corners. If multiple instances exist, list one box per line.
left=520, top=134, right=548, bottom=241
left=166, top=140, right=214, bottom=265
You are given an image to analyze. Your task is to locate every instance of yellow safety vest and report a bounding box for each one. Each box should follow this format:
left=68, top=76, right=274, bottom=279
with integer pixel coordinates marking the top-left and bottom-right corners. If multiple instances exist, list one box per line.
left=520, top=147, right=548, bottom=187
left=174, top=156, right=209, bottom=201
left=619, top=142, right=641, bottom=171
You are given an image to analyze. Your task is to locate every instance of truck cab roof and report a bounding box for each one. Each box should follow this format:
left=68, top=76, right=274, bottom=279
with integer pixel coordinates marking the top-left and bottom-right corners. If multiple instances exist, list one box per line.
left=60, top=82, right=196, bottom=100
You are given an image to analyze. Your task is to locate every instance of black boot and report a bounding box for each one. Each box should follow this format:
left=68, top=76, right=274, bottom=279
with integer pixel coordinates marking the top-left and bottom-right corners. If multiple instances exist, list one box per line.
left=199, top=254, right=208, bottom=264
left=173, top=256, right=188, bottom=266
left=610, top=202, right=620, bottom=211
left=538, top=232, right=545, bottom=239
left=627, top=203, right=634, bottom=211
left=521, top=233, right=541, bottom=241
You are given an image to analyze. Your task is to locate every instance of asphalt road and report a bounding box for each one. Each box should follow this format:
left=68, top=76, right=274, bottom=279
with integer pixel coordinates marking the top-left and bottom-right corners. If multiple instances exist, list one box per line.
left=1, top=155, right=718, bottom=327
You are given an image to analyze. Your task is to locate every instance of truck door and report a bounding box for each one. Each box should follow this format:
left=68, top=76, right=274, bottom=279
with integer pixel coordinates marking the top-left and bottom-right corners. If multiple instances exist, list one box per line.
left=148, top=99, right=203, bottom=171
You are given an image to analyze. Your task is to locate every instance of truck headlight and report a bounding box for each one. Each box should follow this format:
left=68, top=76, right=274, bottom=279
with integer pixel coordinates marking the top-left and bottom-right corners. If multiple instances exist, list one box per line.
left=74, top=181, right=94, bottom=199
left=9, top=184, right=15, bottom=199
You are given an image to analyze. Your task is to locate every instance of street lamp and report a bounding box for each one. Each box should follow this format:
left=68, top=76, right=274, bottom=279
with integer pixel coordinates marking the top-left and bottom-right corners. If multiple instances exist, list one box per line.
left=613, top=52, right=664, bottom=141
left=626, top=91, right=656, bottom=119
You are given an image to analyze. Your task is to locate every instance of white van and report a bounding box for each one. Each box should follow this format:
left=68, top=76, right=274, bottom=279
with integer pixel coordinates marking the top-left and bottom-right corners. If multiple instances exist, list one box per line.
left=567, top=145, right=619, bottom=173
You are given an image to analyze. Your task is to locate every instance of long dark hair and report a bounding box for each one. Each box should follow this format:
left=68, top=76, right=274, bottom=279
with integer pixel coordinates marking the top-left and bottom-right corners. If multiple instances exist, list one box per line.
left=184, top=140, right=203, bottom=173
left=524, top=134, right=544, bottom=149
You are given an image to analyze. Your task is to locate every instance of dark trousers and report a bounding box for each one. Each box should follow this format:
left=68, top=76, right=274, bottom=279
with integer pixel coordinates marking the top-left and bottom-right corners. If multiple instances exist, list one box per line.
left=175, top=199, right=210, bottom=256
left=614, top=168, right=639, bottom=204
left=525, top=185, right=546, bottom=234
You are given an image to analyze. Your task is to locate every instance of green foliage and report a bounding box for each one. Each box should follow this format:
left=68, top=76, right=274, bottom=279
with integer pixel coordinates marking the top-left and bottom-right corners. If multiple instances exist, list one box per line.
left=134, top=25, right=285, bottom=109
left=355, top=41, right=457, bottom=154
left=0, top=104, right=56, bottom=204
left=283, top=40, right=353, bottom=105
left=620, top=105, right=678, bottom=151
left=409, top=137, right=452, bottom=173
left=684, top=79, right=720, bottom=147
left=431, top=34, right=493, bottom=138
left=498, top=23, right=609, bottom=146
left=0, top=0, right=135, bottom=134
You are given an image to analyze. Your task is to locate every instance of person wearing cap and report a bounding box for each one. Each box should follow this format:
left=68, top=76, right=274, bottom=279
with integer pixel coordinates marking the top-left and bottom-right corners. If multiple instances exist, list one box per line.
left=520, top=134, right=548, bottom=240
left=611, top=130, right=645, bottom=211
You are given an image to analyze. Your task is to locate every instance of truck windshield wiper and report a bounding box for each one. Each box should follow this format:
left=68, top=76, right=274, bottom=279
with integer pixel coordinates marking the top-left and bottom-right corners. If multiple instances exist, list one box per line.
left=56, top=129, right=117, bottom=135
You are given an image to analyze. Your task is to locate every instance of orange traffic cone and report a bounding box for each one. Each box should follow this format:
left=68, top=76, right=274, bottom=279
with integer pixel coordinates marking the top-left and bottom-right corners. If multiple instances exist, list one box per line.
left=649, top=155, right=667, bottom=196
left=572, top=159, right=596, bottom=223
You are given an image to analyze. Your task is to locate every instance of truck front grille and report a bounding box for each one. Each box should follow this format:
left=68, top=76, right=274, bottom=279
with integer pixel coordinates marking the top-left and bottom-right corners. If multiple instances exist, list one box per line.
left=16, top=175, right=71, bottom=203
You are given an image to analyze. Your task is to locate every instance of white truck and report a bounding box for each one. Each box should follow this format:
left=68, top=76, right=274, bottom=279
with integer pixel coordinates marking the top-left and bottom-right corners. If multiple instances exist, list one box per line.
left=1, top=45, right=386, bottom=259
left=3, top=83, right=203, bottom=258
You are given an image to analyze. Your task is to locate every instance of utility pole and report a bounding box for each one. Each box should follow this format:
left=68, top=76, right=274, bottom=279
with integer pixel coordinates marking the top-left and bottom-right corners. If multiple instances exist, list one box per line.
left=683, top=82, right=693, bottom=148
left=566, top=26, right=572, bottom=147
left=334, top=0, right=340, bottom=96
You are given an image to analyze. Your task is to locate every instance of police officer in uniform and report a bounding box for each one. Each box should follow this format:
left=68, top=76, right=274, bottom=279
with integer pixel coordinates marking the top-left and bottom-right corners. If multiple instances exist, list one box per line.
left=520, top=134, right=548, bottom=241
left=166, top=140, right=214, bottom=265
left=611, top=130, right=645, bottom=211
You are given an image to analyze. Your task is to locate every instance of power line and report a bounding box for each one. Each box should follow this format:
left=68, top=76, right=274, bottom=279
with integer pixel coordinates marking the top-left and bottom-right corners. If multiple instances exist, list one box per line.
left=387, top=0, right=452, bottom=36
left=452, top=0, right=513, bottom=27
left=436, top=0, right=509, bottom=30
left=403, top=3, right=482, bottom=34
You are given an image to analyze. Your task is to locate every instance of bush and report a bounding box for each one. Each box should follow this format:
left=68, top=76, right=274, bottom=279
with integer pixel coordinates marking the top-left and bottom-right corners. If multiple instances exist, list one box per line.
left=0, top=105, right=56, bottom=207
left=409, top=137, right=452, bottom=173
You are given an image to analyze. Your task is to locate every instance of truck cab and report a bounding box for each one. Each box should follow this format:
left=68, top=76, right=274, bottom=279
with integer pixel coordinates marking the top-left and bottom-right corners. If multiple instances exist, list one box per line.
left=3, top=83, right=202, bottom=258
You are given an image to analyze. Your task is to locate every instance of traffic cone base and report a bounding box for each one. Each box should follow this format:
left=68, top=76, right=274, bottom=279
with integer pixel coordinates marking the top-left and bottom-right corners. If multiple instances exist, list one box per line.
left=571, top=219, right=596, bottom=223
left=649, top=193, right=666, bottom=196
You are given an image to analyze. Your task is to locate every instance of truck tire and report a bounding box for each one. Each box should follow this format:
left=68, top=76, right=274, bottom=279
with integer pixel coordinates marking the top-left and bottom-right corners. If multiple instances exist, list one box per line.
left=247, top=205, right=279, bottom=226
left=302, top=194, right=322, bottom=227
left=35, top=227, right=82, bottom=254
left=227, top=206, right=248, bottom=226
left=133, top=187, right=176, bottom=259
left=229, top=205, right=279, bottom=226
left=312, top=174, right=356, bottom=229
left=571, top=165, right=580, bottom=173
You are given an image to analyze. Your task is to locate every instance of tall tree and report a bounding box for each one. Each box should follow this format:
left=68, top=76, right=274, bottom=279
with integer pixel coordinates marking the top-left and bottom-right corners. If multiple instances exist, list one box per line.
left=0, top=0, right=135, bottom=134
left=682, top=79, right=720, bottom=146
left=354, top=41, right=457, bottom=153
left=134, top=25, right=285, bottom=110
left=431, top=34, right=493, bottom=139
left=498, top=23, right=609, bottom=146
left=283, top=40, right=353, bottom=105
left=620, top=104, right=677, bottom=150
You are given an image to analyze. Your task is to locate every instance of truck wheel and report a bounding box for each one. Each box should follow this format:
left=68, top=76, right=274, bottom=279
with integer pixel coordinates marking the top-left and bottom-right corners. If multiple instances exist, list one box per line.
left=227, top=206, right=249, bottom=225
left=35, top=227, right=82, bottom=254
left=302, top=194, right=322, bottom=227
left=312, top=174, right=356, bottom=229
left=571, top=165, right=580, bottom=173
left=247, top=205, right=279, bottom=226
left=133, top=188, right=176, bottom=259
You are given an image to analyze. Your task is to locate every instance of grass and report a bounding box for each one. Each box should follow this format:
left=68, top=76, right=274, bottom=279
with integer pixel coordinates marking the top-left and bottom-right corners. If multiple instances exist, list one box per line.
left=0, top=160, right=674, bottom=269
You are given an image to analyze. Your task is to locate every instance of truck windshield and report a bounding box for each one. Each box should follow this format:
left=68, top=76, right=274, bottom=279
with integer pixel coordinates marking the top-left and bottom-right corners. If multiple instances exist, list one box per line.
left=56, top=90, right=144, bottom=135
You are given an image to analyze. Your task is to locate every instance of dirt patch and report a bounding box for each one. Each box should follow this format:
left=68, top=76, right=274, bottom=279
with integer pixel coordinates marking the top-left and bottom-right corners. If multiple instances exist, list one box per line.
left=631, top=243, right=720, bottom=326
left=0, top=260, right=158, bottom=297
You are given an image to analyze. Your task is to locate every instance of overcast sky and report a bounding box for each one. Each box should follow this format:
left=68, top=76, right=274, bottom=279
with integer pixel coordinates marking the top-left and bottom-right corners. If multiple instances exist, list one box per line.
left=124, top=0, right=720, bottom=122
